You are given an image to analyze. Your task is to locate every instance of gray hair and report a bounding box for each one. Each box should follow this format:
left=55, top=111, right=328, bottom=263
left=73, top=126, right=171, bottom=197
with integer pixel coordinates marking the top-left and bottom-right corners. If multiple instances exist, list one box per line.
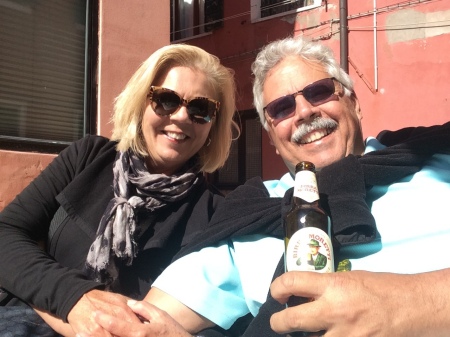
left=251, top=36, right=354, bottom=130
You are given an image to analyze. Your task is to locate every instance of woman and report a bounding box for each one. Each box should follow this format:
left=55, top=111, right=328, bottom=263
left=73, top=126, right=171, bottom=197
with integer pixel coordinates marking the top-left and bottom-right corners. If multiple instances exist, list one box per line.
left=0, top=43, right=238, bottom=337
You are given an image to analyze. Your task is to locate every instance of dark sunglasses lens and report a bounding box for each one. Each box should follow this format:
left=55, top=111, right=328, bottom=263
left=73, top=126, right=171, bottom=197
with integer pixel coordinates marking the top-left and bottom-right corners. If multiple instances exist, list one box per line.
left=266, top=96, right=296, bottom=120
left=152, top=91, right=181, bottom=115
left=187, top=99, right=214, bottom=124
left=303, top=79, right=335, bottom=105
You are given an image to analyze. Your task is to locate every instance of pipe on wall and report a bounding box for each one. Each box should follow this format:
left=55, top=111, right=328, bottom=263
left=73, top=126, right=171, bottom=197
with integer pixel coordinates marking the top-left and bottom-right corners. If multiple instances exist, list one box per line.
left=339, top=0, right=349, bottom=73
left=373, top=0, right=378, bottom=91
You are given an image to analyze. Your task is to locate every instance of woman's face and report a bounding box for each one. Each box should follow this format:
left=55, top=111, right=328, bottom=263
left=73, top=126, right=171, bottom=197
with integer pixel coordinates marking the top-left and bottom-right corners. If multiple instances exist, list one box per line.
left=142, top=66, right=215, bottom=175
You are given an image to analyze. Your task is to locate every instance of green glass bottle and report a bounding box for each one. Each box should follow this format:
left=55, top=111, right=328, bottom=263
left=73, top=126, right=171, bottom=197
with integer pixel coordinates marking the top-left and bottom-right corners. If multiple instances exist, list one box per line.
left=284, top=161, right=334, bottom=337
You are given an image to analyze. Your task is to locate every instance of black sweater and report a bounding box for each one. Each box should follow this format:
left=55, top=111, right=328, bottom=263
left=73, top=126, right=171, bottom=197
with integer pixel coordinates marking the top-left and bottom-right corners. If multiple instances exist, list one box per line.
left=0, top=135, right=223, bottom=321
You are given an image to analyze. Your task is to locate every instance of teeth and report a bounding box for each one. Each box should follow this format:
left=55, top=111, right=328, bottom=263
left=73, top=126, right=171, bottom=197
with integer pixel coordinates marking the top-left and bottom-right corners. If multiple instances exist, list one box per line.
left=166, top=131, right=186, bottom=140
left=300, top=129, right=331, bottom=144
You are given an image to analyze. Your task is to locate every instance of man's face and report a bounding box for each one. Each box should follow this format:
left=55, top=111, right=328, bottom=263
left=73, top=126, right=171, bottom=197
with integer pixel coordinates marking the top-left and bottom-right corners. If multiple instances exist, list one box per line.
left=263, top=56, right=364, bottom=173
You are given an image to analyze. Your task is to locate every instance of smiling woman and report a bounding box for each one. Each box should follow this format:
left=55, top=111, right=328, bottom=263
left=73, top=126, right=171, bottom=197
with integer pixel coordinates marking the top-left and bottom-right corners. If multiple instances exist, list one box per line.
left=141, top=66, right=217, bottom=175
left=0, top=43, right=239, bottom=337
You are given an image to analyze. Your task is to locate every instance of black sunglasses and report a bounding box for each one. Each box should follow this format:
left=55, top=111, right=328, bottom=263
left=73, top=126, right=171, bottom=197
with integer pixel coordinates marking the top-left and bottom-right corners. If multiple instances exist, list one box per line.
left=263, top=77, right=341, bottom=121
left=148, top=86, right=219, bottom=124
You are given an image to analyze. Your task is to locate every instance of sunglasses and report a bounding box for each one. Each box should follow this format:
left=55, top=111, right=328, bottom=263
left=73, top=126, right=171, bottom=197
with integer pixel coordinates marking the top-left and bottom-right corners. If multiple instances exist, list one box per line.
left=148, top=86, right=219, bottom=124
left=263, top=77, right=341, bottom=121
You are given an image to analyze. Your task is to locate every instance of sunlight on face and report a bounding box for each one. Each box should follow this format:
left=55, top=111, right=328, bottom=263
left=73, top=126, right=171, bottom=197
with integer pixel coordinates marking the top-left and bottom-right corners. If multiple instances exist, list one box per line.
left=263, top=56, right=364, bottom=172
left=142, top=66, right=216, bottom=175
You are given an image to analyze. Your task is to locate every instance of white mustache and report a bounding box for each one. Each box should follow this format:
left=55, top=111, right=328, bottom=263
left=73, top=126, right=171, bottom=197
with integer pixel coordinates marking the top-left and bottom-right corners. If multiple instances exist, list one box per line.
left=291, top=118, right=338, bottom=143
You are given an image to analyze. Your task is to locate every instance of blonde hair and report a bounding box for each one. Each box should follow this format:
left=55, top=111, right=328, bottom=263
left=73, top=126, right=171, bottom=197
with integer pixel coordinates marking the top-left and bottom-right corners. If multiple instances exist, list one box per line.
left=112, top=44, right=239, bottom=173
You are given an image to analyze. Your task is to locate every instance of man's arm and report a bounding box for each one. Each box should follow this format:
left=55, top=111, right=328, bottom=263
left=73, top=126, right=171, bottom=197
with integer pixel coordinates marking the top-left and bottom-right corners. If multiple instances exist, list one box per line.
left=270, top=269, right=450, bottom=336
left=144, top=287, right=215, bottom=333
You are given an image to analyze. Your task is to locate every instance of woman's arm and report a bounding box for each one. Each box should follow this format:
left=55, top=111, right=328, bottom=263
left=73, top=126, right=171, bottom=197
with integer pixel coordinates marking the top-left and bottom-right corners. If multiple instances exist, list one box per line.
left=34, top=308, right=75, bottom=337
left=35, top=289, right=142, bottom=337
left=0, top=136, right=110, bottom=317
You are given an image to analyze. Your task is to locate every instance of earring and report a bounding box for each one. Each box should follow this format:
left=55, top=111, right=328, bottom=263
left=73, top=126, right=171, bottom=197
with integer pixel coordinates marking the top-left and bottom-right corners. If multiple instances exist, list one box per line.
left=205, top=137, right=211, bottom=147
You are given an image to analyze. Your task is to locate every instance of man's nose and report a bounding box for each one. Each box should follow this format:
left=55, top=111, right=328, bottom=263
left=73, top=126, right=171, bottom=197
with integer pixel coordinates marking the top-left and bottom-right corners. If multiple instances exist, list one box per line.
left=292, top=96, right=318, bottom=124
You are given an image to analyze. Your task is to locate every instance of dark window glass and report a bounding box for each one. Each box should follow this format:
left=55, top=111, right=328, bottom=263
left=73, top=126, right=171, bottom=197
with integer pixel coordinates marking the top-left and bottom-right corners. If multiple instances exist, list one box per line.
left=211, top=110, right=262, bottom=193
left=170, top=0, right=223, bottom=41
left=0, top=0, right=96, bottom=151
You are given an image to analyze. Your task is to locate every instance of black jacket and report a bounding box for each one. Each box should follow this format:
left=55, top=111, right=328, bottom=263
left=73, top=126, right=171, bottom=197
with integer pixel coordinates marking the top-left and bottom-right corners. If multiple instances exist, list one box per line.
left=0, top=135, right=223, bottom=321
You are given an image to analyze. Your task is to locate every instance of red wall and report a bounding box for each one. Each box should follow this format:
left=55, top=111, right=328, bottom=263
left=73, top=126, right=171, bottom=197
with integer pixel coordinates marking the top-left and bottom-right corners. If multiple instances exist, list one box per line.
left=1, top=1, right=449, bottom=209
left=187, top=0, right=450, bottom=180
left=340, top=0, right=450, bottom=138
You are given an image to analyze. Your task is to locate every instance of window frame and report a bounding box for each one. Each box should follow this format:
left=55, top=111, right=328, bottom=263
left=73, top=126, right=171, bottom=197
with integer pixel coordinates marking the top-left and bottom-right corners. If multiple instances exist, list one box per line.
left=170, top=0, right=223, bottom=42
left=250, top=0, right=322, bottom=23
left=0, top=0, right=98, bottom=154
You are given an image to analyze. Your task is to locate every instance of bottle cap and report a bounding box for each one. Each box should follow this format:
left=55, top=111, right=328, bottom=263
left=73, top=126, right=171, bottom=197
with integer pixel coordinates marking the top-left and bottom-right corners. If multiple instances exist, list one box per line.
left=295, top=161, right=315, bottom=172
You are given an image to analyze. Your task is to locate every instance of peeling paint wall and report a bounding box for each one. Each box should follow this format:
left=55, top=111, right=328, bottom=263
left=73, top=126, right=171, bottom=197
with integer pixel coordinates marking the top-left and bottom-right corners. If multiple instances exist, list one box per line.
left=386, top=8, right=450, bottom=44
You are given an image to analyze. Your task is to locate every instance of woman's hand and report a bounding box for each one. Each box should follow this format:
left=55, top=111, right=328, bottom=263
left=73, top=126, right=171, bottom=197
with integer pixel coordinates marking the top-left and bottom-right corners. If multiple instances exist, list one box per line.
left=66, top=289, right=141, bottom=337
left=270, top=269, right=450, bottom=337
left=86, top=299, right=193, bottom=337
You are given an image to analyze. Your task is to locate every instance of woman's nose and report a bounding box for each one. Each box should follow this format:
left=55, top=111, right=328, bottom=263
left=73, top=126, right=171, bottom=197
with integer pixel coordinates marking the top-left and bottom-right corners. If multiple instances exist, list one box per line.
left=169, top=105, right=192, bottom=123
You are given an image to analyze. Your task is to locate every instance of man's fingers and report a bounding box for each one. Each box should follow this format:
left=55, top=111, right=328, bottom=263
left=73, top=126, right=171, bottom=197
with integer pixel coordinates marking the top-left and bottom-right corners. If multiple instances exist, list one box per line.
left=270, top=271, right=326, bottom=303
left=127, top=299, right=161, bottom=322
left=270, top=272, right=334, bottom=334
left=270, top=302, right=326, bottom=334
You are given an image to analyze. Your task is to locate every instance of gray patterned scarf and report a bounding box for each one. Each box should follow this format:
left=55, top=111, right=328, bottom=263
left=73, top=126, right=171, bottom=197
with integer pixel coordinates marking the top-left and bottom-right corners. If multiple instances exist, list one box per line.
left=85, top=149, right=201, bottom=285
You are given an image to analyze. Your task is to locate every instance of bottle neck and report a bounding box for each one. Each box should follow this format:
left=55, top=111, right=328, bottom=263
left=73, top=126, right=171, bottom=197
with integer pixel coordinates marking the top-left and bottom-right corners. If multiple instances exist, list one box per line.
left=293, top=170, right=319, bottom=204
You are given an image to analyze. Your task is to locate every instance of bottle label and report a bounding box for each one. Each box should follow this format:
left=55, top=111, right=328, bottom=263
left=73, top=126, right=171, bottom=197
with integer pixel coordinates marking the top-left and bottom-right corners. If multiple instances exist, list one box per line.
left=285, top=227, right=334, bottom=273
left=294, top=170, right=319, bottom=203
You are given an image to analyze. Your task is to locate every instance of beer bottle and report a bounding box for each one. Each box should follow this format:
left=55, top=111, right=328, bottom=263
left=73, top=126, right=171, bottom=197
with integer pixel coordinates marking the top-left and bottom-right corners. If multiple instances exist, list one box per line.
left=284, top=161, right=334, bottom=306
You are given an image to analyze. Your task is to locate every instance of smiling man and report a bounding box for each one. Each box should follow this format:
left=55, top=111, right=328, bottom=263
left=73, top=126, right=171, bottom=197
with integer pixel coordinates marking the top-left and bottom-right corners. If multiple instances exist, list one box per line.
left=259, top=56, right=363, bottom=173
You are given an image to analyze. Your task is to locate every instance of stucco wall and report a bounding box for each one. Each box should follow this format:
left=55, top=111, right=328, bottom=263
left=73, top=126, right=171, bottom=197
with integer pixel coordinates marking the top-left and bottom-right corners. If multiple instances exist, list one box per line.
left=288, top=0, right=450, bottom=177
left=0, top=151, right=55, bottom=209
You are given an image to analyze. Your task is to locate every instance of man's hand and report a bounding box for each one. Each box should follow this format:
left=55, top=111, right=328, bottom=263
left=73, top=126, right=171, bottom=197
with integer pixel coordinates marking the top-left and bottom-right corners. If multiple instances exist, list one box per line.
left=269, top=270, right=450, bottom=337
left=85, top=299, right=193, bottom=337
left=67, top=289, right=141, bottom=336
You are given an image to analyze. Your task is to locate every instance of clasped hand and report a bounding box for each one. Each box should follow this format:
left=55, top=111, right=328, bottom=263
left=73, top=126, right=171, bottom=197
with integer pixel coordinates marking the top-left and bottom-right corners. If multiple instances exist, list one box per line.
left=68, top=290, right=192, bottom=337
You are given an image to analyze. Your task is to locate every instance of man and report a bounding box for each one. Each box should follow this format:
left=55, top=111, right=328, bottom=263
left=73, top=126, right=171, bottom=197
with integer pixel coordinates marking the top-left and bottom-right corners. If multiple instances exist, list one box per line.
left=83, top=36, right=450, bottom=336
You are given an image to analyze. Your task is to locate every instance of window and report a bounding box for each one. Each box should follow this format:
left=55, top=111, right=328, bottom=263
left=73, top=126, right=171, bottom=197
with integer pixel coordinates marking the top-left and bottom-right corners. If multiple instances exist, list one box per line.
left=171, top=0, right=223, bottom=41
left=210, top=110, right=262, bottom=193
left=251, top=0, right=321, bottom=22
left=0, top=0, right=97, bottom=152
